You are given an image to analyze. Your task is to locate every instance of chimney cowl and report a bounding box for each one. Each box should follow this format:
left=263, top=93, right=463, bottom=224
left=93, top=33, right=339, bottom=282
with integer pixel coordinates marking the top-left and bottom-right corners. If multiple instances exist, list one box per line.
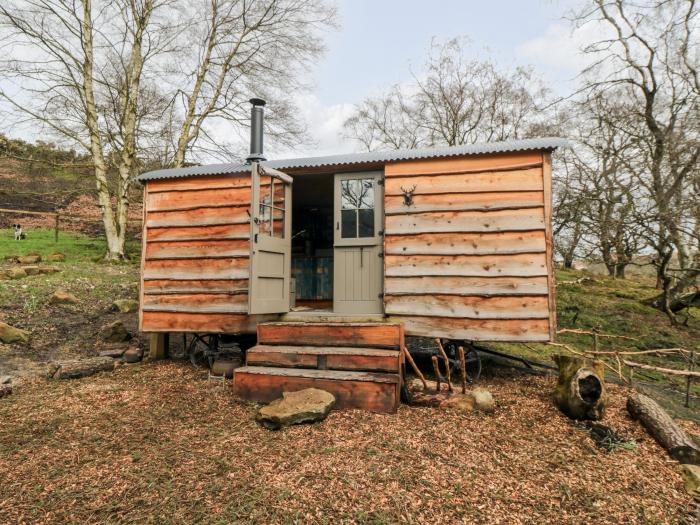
left=247, top=97, right=266, bottom=163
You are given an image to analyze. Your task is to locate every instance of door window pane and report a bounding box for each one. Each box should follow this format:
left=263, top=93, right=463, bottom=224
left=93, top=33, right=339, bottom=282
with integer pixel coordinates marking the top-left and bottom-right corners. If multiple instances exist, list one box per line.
left=341, top=209, right=356, bottom=238
left=358, top=179, right=374, bottom=209
left=258, top=174, right=286, bottom=238
left=358, top=208, right=374, bottom=237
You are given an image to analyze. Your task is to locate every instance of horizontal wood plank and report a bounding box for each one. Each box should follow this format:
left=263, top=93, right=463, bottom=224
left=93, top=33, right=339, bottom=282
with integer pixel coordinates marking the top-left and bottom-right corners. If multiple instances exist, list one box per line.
left=385, top=208, right=545, bottom=234
left=146, top=187, right=251, bottom=211
left=257, top=322, right=403, bottom=349
left=141, top=311, right=276, bottom=333
left=142, top=293, right=248, bottom=313
left=147, top=173, right=250, bottom=192
left=145, top=239, right=249, bottom=260
left=385, top=152, right=543, bottom=176
left=143, top=257, right=248, bottom=280
left=384, top=231, right=546, bottom=256
left=384, top=275, right=549, bottom=296
left=385, top=168, right=544, bottom=195
left=384, top=294, right=549, bottom=319
left=388, top=315, right=551, bottom=341
left=147, top=223, right=250, bottom=242
left=143, top=279, right=248, bottom=295
left=146, top=206, right=249, bottom=228
left=246, top=345, right=400, bottom=373
left=384, top=253, right=548, bottom=277
left=385, top=191, right=543, bottom=215
left=233, top=366, right=399, bottom=413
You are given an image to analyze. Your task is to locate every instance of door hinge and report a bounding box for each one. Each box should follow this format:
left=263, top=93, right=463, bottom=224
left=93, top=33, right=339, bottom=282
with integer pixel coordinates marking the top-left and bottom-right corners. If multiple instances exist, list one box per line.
left=378, top=292, right=384, bottom=298
left=377, top=178, right=385, bottom=186
left=378, top=251, right=384, bottom=258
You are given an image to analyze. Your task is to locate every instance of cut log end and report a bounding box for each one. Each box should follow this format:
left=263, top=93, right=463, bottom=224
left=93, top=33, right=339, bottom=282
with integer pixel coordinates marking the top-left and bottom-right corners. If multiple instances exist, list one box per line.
left=553, top=354, right=607, bottom=421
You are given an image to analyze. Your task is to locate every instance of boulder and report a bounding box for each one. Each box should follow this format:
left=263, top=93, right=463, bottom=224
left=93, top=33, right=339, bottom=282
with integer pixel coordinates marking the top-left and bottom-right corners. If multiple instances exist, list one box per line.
left=47, top=252, right=66, bottom=262
left=471, top=387, right=496, bottom=413
left=256, top=388, right=335, bottom=430
left=18, top=254, right=41, bottom=264
left=111, top=299, right=139, bottom=313
left=99, top=320, right=130, bottom=343
left=123, top=346, right=143, bottom=363
left=0, top=322, right=30, bottom=344
left=681, top=464, right=700, bottom=501
left=50, top=290, right=78, bottom=304
left=7, top=268, right=27, bottom=280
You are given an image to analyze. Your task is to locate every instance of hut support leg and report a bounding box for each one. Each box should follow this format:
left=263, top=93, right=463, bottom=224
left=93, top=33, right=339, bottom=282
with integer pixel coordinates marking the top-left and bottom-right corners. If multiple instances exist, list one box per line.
left=149, top=333, right=169, bottom=360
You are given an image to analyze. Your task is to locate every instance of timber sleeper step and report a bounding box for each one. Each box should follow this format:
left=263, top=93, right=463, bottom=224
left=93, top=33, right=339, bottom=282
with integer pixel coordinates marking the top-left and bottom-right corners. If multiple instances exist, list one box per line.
left=246, top=344, right=400, bottom=373
left=233, top=366, right=401, bottom=413
left=256, top=322, right=404, bottom=349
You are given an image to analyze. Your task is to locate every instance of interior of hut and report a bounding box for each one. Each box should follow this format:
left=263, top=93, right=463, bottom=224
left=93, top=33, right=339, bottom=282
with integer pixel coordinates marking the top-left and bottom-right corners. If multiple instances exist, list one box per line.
left=290, top=173, right=334, bottom=311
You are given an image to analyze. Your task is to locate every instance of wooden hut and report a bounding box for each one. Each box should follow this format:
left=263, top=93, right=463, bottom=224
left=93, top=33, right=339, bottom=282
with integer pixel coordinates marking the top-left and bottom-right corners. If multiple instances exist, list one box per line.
left=136, top=99, right=566, bottom=413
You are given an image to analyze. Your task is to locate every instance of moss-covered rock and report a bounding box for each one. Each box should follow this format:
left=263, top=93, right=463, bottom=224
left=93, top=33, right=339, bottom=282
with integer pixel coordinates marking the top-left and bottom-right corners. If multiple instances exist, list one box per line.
left=0, top=322, right=30, bottom=344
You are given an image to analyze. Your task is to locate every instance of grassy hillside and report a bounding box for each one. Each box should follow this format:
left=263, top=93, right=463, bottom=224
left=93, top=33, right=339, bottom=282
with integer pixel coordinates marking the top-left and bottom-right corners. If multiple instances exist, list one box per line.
left=488, top=268, right=700, bottom=420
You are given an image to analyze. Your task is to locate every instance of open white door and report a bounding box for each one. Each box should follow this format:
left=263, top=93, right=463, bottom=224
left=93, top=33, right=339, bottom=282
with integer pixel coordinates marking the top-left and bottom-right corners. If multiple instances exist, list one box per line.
left=249, top=163, right=293, bottom=314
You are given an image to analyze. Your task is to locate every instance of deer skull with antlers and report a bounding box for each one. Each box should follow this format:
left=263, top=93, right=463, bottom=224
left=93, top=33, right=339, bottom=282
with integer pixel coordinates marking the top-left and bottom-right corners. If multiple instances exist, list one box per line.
left=400, top=185, right=417, bottom=207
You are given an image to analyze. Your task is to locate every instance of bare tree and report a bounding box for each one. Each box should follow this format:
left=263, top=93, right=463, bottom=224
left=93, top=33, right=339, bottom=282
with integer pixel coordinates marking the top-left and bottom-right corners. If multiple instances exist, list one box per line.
left=343, top=38, right=550, bottom=150
left=0, top=0, right=336, bottom=258
left=573, top=0, right=700, bottom=320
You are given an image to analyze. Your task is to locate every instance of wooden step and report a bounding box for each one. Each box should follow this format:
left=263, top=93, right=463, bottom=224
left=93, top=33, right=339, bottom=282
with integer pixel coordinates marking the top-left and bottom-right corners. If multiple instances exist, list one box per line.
left=257, top=322, right=404, bottom=349
left=246, top=345, right=400, bottom=373
left=233, top=366, right=400, bottom=413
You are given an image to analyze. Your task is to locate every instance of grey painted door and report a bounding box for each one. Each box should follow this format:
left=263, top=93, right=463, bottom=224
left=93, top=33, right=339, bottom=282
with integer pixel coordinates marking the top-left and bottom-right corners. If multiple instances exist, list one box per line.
left=333, top=172, right=384, bottom=314
left=249, top=163, right=292, bottom=314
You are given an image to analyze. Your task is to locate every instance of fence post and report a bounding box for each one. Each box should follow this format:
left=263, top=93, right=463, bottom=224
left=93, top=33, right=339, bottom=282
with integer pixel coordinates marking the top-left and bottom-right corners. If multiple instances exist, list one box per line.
left=54, top=213, right=59, bottom=243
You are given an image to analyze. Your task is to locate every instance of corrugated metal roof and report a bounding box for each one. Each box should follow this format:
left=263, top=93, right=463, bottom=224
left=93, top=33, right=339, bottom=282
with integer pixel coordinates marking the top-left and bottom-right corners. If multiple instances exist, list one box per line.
left=135, top=136, right=568, bottom=182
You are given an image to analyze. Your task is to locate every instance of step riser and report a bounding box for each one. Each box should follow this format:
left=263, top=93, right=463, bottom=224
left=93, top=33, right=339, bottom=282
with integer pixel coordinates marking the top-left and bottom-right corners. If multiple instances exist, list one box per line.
left=246, top=351, right=399, bottom=373
left=257, top=323, right=403, bottom=349
left=234, top=371, right=399, bottom=413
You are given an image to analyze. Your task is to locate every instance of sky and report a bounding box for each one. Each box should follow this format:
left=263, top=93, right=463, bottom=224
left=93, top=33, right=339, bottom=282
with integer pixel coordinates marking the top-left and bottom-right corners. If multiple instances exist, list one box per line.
left=278, top=0, right=590, bottom=158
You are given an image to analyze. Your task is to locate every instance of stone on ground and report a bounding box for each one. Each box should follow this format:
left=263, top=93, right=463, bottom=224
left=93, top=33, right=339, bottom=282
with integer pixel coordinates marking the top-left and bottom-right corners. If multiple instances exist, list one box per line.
left=123, top=346, right=143, bottom=363
left=112, top=299, right=139, bottom=313
left=0, top=375, right=12, bottom=384
left=38, top=266, right=60, bottom=274
left=50, top=290, right=78, bottom=304
left=0, top=322, right=30, bottom=344
left=7, top=268, right=27, bottom=280
left=99, top=345, right=128, bottom=358
left=47, top=252, right=66, bottom=262
left=256, top=388, right=335, bottom=430
left=441, top=393, right=476, bottom=412
left=681, top=464, right=700, bottom=500
left=22, top=265, right=42, bottom=276
left=18, top=254, right=41, bottom=264
left=99, top=320, right=130, bottom=343
left=472, top=387, right=496, bottom=413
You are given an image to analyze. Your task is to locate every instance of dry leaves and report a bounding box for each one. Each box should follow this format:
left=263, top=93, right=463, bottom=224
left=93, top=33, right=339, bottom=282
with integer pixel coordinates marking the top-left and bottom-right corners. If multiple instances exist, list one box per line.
left=0, top=362, right=695, bottom=524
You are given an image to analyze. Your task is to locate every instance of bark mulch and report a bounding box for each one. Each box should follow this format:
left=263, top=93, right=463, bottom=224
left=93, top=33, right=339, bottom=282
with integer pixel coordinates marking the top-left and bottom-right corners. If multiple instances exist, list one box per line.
left=0, top=362, right=695, bottom=524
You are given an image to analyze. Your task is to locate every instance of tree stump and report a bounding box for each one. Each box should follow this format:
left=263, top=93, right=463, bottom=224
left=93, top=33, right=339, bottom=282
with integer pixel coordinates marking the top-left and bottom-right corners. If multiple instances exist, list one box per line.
left=553, top=354, right=607, bottom=420
left=627, top=392, right=700, bottom=465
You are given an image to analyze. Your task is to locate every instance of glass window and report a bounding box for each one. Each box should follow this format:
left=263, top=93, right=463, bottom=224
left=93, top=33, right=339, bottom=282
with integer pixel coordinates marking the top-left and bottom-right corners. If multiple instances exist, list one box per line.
left=258, top=175, right=286, bottom=238
left=340, top=177, right=375, bottom=238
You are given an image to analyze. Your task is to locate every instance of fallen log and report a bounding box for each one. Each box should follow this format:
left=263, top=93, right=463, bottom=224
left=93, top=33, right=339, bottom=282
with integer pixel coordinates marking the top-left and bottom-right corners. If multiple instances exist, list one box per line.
left=48, top=356, right=115, bottom=380
left=553, top=354, right=607, bottom=420
left=627, top=392, right=700, bottom=465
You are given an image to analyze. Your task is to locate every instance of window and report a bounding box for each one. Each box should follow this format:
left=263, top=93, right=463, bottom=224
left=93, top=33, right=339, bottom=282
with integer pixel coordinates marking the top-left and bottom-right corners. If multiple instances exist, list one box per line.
left=340, top=178, right=375, bottom=238
left=259, top=175, right=286, bottom=238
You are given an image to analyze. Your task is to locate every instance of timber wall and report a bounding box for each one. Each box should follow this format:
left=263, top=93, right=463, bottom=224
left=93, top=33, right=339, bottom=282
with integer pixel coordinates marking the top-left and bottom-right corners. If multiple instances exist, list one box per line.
left=383, top=151, right=556, bottom=342
left=139, top=173, right=259, bottom=333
